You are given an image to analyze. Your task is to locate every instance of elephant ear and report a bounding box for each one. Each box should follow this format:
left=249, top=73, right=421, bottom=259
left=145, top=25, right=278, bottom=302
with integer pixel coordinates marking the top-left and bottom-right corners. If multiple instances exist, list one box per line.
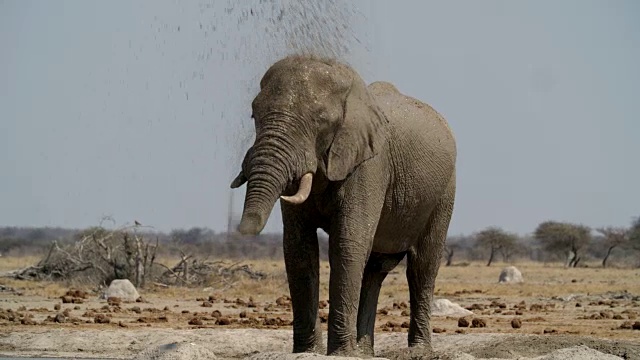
left=325, top=74, right=388, bottom=181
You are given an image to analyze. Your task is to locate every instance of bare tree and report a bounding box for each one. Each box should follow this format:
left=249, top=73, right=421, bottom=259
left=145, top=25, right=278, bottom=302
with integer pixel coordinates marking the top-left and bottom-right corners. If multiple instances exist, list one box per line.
left=474, top=227, right=518, bottom=266
left=595, top=227, right=628, bottom=268
left=443, top=240, right=460, bottom=266
left=534, top=221, right=591, bottom=267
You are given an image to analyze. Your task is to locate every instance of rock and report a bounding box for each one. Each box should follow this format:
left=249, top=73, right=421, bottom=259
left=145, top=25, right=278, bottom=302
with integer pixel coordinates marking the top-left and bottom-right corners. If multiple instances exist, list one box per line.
left=104, top=279, right=139, bottom=302
left=94, top=314, right=110, bottom=324
left=498, top=266, right=524, bottom=284
left=432, top=299, right=473, bottom=317
left=458, top=317, right=470, bottom=327
left=511, top=318, right=522, bottom=328
left=471, top=318, right=487, bottom=328
left=54, top=313, right=66, bottom=323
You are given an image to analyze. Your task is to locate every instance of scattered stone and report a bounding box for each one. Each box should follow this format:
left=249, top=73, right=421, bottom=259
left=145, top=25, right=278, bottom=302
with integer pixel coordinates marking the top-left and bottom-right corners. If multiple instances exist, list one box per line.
left=188, top=317, right=203, bottom=326
left=94, top=314, right=110, bottom=324
left=216, top=317, right=231, bottom=325
left=54, top=313, right=66, bottom=323
left=20, top=318, right=37, bottom=325
left=511, top=318, right=522, bottom=329
left=319, top=312, right=328, bottom=323
left=432, top=299, right=473, bottom=316
left=107, top=297, right=122, bottom=306
left=467, top=303, right=485, bottom=311
left=104, top=279, right=139, bottom=302
left=275, top=296, right=290, bottom=306
left=498, top=266, right=524, bottom=283
left=530, top=304, right=544, bottom=311
left=471, top=318, right=487, bottom=328
left=432, top=327, right=446, bottom=333
left=458, top=317, right=470, bottom=327
left=619, top=321, right=634, bottom=329
left=377, top=307, right=389, bottom=315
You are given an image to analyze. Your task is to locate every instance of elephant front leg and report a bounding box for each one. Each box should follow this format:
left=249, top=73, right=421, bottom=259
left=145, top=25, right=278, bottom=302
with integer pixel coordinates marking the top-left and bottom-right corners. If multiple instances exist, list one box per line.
left=282, top=212, right=323, bottom=353
left=326, top=235, right=370, bottom=356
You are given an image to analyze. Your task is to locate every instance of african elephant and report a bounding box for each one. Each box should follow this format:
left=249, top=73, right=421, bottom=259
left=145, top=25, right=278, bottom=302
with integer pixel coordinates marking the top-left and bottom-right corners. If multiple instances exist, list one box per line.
left=230, top=55, right=456, bottom=358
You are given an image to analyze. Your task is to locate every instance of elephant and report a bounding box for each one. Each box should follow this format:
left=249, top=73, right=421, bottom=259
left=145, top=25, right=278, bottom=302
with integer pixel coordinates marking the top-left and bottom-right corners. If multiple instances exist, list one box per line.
left=230, top=54, right=456, bottom=358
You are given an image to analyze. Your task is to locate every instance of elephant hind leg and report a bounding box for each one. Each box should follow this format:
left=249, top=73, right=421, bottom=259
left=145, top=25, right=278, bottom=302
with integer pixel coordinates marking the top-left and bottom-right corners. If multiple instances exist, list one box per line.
left=406, top=177, right=455, bottom=354
left=356, top=251, right=406, bottom=356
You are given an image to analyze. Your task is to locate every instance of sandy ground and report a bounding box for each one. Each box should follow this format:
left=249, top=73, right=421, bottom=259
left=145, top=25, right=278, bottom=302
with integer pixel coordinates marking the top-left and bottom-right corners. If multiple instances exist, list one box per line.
left=1, top=327, right=639, bottom=359
left=1, top=261, right=639, bottom=359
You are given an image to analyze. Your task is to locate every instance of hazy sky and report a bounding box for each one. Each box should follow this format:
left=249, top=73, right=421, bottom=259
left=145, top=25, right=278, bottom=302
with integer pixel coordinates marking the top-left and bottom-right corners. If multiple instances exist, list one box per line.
left=1, top=1, right=639, bottom=236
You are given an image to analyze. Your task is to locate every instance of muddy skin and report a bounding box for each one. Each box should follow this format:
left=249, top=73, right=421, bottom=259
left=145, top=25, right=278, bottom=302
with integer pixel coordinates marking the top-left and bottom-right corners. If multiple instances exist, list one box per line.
left=231, top=54, right=457, bottom=357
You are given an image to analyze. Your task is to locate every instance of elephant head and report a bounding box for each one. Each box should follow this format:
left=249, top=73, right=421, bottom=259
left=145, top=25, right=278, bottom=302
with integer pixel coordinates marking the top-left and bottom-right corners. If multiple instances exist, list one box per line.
left=230, top=55, right=388, bottom=235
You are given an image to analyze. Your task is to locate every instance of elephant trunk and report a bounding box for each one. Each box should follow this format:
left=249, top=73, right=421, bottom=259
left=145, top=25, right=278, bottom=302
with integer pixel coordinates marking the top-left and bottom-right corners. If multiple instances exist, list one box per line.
left=236, top=125, right=312, bottom=236
left=237, top=166, right=286, bottom=236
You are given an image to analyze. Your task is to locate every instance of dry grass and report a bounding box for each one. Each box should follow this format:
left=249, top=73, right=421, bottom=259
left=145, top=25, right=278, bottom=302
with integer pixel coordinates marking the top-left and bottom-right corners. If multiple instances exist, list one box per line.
left=3, top=256, right=639, bottom=302
left=0, top=255, right=40, bottom=272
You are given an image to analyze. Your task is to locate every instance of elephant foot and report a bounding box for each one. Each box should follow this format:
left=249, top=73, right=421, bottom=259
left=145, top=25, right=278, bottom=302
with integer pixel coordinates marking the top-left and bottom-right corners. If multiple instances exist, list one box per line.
left=379, top=345, right=434, bottom=360
left=292, top=333, right=325, bottom=355
left=356, top=335, right=375, bottom=358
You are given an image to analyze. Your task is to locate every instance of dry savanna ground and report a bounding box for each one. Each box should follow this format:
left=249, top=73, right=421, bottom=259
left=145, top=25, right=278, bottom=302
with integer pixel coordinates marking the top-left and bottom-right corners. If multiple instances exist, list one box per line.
left=1, top=256, right=640, bottom=358
left=1, top=257, right=639, bottom=337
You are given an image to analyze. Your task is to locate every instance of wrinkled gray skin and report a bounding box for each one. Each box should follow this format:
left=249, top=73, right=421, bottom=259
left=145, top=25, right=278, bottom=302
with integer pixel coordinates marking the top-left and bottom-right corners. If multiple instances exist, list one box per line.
left=230, top=55, right=456, bottom=359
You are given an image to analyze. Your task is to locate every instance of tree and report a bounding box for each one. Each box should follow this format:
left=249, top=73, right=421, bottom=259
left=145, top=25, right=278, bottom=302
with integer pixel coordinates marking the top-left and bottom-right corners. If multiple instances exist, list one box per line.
left=595, top=227, right=628, bottom=268
left=443, top=237, right=461, bottom=266
left=474, top=227, right=518, bottom=266
left=630, top=216, right=640, bottom=251
left=534, top=221, right=591, bottom=267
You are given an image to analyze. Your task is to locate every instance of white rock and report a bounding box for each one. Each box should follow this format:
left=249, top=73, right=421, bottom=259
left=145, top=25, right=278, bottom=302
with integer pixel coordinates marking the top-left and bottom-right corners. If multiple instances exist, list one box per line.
left=137, top=341, right=218, bottom=360
left=431, top=299, right=473, bottom=316
left=498, top=266, right=524, bottom=284
left=105, top=279, right=140, bottom=301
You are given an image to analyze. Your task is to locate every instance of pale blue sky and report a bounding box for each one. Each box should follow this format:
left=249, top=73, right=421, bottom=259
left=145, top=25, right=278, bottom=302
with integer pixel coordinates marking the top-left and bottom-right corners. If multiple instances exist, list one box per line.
left=1, top=1, right=638, bottom=236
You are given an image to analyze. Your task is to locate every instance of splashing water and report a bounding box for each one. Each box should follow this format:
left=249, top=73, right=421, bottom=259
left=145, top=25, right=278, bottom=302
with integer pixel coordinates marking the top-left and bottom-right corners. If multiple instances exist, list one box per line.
left=145, top=1, right=373, bottom=229
left=198, top=0, right=372, bottom=163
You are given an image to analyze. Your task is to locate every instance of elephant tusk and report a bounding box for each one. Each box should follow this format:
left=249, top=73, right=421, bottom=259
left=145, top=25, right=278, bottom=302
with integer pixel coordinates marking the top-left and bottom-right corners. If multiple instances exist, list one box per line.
left=280, top=173, right=313, bottom=205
